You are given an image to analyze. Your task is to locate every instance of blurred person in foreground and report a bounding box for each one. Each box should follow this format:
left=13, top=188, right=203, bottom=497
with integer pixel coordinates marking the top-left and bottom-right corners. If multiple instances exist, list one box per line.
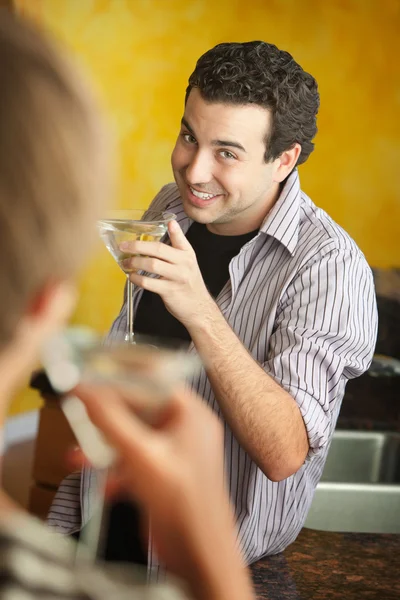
left=0, top=11, right=254, bottom=600
left=53, top=40, right=378, bottom=569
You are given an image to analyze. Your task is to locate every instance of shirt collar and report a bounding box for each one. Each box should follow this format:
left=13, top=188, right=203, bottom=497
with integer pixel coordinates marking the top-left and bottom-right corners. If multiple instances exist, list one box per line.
left=259, top=169, right=301, bottom=255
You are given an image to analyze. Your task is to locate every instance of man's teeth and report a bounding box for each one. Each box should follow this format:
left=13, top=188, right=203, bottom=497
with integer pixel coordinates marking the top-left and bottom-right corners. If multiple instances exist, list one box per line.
left=190, top=187, right=217, bottom=200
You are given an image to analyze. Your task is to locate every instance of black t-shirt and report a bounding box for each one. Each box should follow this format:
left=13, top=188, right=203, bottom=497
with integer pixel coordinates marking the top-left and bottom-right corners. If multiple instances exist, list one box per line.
left=103, top=221, right=258, bottom=566
left=134, top=221, right=259, bottom=344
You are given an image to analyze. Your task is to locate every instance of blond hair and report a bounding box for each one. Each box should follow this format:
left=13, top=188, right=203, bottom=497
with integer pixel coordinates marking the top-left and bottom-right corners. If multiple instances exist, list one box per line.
left=0, top=11, right=110, bottom=346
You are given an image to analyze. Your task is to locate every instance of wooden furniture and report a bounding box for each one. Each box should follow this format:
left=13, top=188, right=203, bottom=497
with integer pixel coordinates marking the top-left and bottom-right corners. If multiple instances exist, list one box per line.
left=0, top=1, right=13, bottom=10
left=29, top=396, right=76, bottom=518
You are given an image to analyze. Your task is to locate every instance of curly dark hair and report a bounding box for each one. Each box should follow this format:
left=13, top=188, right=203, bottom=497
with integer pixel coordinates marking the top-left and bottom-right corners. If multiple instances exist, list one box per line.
left=186, top=41, right=319, bottom=166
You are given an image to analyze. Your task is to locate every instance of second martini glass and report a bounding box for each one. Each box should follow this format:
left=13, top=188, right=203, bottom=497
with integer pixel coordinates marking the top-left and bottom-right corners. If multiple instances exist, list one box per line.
left=98, top=209, right=176, bottom=343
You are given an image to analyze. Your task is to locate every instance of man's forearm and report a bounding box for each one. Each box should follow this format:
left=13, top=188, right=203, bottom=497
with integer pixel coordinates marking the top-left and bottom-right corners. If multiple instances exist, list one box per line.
left=188, top=302, right=309, bottom=481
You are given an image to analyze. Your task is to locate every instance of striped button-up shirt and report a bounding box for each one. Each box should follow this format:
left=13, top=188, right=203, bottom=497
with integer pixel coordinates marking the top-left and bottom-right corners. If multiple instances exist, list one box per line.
left=49, top=169, right=377, bottom=568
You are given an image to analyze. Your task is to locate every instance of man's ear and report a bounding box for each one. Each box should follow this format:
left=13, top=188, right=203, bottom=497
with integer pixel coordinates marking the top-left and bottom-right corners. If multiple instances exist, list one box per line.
left=273, top=143, right=301, bottom=183
left=25, top=280, right=77, bottom=332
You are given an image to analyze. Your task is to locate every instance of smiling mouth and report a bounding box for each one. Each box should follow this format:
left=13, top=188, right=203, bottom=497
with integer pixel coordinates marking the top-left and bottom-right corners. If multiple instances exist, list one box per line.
left=190, top=186, right=216, bottom=200
left=188, top=185, right=222, bottom=201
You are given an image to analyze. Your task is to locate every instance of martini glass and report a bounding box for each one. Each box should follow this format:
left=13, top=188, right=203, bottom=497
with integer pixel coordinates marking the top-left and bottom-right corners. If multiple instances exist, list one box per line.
left=98, top=209, right=176, bottom=343
left=41, top=326, right=201, bottom=564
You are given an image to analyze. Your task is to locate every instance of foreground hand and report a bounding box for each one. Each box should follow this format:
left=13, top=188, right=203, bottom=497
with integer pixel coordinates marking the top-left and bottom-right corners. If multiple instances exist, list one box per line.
left=75, top=383, right=254, bottom=600
left=120, top=220, right=216, bottom=328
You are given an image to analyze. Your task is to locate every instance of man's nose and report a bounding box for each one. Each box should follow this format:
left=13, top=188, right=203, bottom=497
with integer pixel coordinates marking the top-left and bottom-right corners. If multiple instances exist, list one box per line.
left=185, top=150, right=213, bottom=185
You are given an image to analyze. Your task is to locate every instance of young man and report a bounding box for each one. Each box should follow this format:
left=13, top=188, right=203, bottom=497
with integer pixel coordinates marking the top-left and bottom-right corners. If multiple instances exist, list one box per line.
left=0, top=12, right=254, bottom=600
left=52, top=42, right=377, bottom=567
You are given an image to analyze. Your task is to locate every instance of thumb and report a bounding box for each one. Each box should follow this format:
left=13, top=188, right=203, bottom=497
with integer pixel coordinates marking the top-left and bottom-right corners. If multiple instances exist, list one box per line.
left=168, top=219, right=192, bottom=251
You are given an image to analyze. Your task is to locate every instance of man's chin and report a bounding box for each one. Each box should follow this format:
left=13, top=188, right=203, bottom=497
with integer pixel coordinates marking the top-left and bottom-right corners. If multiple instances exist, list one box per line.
left=183, top=201, right=214, bottom=224
left=184, top=194, right=222, bottom=219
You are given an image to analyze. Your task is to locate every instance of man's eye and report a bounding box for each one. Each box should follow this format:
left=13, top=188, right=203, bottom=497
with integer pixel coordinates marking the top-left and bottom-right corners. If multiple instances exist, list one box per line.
left=182, top=133, right=197, bottom=144
left=220, top=150, right=236, bottom=160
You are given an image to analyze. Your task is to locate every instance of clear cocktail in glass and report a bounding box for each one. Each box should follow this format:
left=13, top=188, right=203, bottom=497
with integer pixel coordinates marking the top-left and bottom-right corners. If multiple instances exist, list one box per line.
left=98, top=209, right=176, bottom=343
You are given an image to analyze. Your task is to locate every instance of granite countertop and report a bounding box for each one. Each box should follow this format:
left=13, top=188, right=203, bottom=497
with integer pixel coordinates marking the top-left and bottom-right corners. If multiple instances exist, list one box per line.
left=251, top=528, right=400, bottom=599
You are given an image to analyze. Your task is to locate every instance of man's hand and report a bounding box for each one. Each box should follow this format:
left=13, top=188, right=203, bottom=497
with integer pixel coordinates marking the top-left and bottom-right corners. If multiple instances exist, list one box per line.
left=120, top=220, right=216, bottom=328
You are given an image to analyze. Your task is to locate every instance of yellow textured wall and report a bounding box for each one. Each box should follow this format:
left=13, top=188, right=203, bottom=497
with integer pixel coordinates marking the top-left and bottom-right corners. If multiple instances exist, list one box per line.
left=9, top=0, right=400, bottom=414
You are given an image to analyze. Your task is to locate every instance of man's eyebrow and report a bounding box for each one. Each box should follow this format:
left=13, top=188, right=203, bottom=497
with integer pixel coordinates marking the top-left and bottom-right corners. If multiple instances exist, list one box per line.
left=181, top=118, right=246, bottom=153
left=181, top=118, right=195, bottom=136
left=211, top=139, right=246, bottom=153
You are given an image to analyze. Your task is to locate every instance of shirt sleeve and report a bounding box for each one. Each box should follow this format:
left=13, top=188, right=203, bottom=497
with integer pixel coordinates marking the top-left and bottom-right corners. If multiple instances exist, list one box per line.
left=47, top=471, right=82, bottom=534
left=263, top=248, right=378, bottom=458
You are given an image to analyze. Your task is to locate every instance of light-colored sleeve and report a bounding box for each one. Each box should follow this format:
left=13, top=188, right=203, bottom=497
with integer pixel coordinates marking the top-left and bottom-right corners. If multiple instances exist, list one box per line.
left=264, top=248, right=378, bottom=458
left=47, top=471, right=82, bottom=534
left=46, top=460, right=100, bottom=534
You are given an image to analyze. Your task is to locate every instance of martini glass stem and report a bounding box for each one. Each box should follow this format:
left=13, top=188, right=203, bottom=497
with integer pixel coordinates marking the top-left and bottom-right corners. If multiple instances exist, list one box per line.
left=126, top=278, right=135, bottom=343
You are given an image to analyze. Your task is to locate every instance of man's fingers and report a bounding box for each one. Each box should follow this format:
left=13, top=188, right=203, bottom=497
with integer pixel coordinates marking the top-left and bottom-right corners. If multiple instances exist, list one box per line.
left=127, top=271, right=168, bottom=293
left=122, top=256, right=177, bottom=280
left=119, top=240, right=178, bottom=262
left=168, top=220, right=192, bottom=251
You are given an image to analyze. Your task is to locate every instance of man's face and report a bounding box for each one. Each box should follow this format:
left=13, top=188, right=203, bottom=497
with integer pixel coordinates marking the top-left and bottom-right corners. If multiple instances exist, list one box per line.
left=171, top=88, right=281, bottom=235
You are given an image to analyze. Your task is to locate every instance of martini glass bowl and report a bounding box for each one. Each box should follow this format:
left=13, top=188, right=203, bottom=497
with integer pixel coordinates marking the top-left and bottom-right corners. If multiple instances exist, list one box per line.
left=98, top=209, right=176, bottom=343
